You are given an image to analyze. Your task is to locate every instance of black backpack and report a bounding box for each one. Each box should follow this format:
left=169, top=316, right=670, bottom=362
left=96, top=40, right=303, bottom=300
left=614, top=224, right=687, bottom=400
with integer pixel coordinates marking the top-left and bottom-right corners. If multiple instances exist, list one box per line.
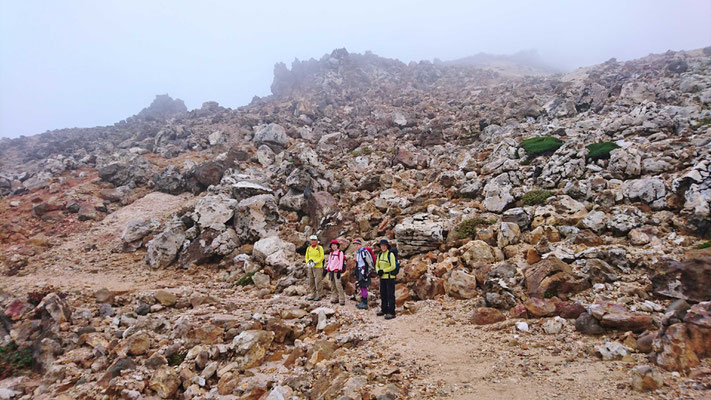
left=390, top=247, right=401, bottom=276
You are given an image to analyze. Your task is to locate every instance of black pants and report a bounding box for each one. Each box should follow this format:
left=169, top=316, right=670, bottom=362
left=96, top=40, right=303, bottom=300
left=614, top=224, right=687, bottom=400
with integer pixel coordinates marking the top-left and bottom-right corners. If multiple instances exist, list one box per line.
left=380, top=278, right=396, bottom=315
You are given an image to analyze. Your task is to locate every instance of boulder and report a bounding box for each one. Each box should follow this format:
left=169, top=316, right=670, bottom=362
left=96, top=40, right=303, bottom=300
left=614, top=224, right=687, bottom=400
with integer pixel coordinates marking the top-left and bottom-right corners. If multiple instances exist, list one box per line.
left=654, top=323, right=699, bottom=372
left=413, top=273, right=445, bottom=300
left=482, top=173, right=514, bottom=212
left=252, top=272, right=271, bottom=289
left=121, top=218, right=160, bottom=243
left=524, top=256, right=587, bottom=298
left=234, top=195, right=280, bottom=243
left=194, top=194, right=237, bottom=231
left=126, top=332, right=151, bottom=356
left=575, top=312, right=604, bottom=335
left=257, top=145, right=276, bottom=167
left=253, top=236, right=296, bottom=263
left=524, top=297, right=557, bottom=317
left=460, top=240, right=497, bottom=266
left=542, top=317, right=565, bottom=334
left=497, top=222, right=520, bottom=248
left=630, top=365, right=664, bottom=392
left=34, top=293, right=72, bottom=324
left=145, top=222, right=186, bottom=268
left=149, top=366, right=180, bottom=399
left=209, top=228, right=240, bottom=256
left=306, top=191, right=336, bottom=225
left=589, top=302, right=654, bottom=332
left=98, top=160, right=151, bottom=187
left=609, top=147, right=642, bottom=179
left=253, top=123, right=290, bottom=148
left=595, top=341, right=629, bottom=361
left=444, top=269, right=477, bottom=299
left=395, top=147, right=417, bottom=169
left=623, top=178, right=666, bottom=209
left=231, top=330, right=275, bottom=371
left=502, top=208, right=531, bottom=230
left=192, top=161, right=227, bottom=189
left=285, top=168, right=313, bottom=192
left=471, top=307, right=506, bottom=325
left=152, top=165, right=185, bottom=194
left=154, top=291, right=177, bottom=306
left=652, top=255, right=711, bottom=303
left=684, top=301, right=711, bottom=358
left=394, top=214, right=444, bottom=256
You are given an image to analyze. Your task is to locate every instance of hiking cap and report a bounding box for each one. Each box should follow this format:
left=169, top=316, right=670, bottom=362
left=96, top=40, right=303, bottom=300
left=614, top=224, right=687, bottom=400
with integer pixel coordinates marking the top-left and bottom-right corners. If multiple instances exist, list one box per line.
left=309, top=235, right=318, bottom=240
left=379, top=239, right=390, bottom=246
left=329, top=239, right=340, bottom=246
left=352, top=238, right=362, bottom=244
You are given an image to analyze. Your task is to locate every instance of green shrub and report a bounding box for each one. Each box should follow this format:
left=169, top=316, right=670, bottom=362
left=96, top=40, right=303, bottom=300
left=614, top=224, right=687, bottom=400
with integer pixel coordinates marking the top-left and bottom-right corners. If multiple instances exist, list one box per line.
left=697, top=241, right=711, bottom=249
left=236, top=271, right=256, bottom=287
left=457, top=217, right=494, bottom=239
left=518, top=136, right=563, bottom=160
left=167, top=351, right=187, bottom=366
left=0, top=342, right=34, bottom=378
left=521, top=189, right=554, bottom=206
left=586, top=142, right=620, bottom=161
left=349, top=147, right=374, bottom=157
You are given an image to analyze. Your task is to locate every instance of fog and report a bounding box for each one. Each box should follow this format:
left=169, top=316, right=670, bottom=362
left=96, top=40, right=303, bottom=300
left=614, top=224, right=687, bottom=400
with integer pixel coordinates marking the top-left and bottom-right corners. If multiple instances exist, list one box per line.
left=1, top=0, right=710, bottom=138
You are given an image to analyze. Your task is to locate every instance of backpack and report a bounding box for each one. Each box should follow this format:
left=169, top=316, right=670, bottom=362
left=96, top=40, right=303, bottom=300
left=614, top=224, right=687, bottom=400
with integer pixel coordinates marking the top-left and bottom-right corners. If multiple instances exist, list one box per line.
left=390, top=247, right=401, bottom=276
left=362, top=247, right=376, bottom=277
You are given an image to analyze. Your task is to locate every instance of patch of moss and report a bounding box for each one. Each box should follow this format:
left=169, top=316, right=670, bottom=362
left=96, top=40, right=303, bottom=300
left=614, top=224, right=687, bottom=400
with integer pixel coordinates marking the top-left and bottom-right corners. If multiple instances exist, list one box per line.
left=0, top=342, right=34, bottom=378
left=236, top=271, right=256, bottom=287
left=586, top=142, right=620, bottom=161
left=457, top=217, right=495, bottom=239
left=518, top=136, right=563, bottom=160
left=349, top=147, right=374, bottom=157
left=697, top=241, right=711, bottom=249
left=167, top=351, right=186, bottom=366
left=521, top=189, right=554, bottom=206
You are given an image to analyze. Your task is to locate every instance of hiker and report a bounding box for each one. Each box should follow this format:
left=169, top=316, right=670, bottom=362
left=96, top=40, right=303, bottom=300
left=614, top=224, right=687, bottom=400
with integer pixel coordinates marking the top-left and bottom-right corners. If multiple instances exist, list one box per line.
left=304, top=235, right=324, bottom=301
left=352, top=238, right=375, bottom=310
left=375, top=239, right=397, bottom=319
left=325, top=239, right=346, bottom=305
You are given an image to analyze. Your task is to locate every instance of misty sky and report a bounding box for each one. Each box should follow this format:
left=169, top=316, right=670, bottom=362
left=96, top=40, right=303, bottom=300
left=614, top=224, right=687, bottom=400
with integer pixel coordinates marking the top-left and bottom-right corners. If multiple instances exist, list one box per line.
left=1, top=1, right=710, bottom=138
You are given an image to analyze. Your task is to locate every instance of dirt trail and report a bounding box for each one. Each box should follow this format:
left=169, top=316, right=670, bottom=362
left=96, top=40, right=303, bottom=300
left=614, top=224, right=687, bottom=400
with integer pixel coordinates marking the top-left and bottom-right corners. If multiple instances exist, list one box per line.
left=352, top=301, right=678, bottom=400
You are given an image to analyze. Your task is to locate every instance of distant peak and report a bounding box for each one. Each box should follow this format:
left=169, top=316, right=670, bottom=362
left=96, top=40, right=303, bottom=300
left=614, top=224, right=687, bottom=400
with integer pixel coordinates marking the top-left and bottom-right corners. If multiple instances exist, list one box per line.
left=134, top=94, right=187, bottom=121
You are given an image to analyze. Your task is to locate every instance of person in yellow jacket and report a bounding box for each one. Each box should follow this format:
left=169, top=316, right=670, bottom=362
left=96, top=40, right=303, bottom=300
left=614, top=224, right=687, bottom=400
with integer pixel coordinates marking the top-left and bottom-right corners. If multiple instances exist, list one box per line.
left=375, top=239, right=397, bottom=319
left=305, top=235, right=325, bottom=301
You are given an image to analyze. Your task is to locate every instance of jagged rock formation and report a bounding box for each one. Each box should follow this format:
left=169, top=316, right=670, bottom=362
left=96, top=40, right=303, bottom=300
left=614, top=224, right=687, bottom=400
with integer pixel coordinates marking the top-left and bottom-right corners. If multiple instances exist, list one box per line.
left=1, top=46, right=711, bottom=399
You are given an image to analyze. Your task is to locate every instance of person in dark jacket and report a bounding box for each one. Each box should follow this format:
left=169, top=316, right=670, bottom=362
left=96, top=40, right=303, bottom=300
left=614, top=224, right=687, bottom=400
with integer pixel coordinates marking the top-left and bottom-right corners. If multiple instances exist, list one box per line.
left=375, top=239, right=396, bottom=319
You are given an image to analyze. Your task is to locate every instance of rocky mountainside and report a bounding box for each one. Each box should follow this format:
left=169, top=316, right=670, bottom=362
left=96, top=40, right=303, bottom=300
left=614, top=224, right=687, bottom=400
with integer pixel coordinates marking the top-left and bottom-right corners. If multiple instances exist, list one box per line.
left=1, top=46, right=711, bottom=399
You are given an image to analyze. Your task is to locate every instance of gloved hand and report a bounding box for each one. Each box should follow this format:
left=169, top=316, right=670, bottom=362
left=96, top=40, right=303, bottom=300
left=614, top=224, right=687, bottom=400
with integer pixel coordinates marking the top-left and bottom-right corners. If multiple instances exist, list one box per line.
left=337, top=271, right=341, bottom=279
left=322, top=268, right=328, bottom=277
left=377, top=270, right=384, bottom=277
left=309, top=261, right=316, bottom=268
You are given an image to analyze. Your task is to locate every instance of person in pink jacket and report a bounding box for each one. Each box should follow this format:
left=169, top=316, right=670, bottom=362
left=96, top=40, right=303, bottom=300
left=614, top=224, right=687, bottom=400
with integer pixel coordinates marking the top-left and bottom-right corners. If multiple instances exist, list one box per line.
left=325, top=239, right=346, bottom=305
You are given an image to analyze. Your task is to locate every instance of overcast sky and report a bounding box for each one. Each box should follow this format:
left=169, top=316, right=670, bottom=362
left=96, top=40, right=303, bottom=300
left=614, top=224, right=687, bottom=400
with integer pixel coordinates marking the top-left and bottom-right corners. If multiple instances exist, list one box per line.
left=1, top=0, right=710, bottom=138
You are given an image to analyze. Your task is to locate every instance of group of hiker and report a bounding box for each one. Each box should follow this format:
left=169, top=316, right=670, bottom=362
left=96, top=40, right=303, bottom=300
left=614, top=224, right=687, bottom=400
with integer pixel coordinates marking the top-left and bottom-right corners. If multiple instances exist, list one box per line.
left=304, top=235, right=399, bottom=320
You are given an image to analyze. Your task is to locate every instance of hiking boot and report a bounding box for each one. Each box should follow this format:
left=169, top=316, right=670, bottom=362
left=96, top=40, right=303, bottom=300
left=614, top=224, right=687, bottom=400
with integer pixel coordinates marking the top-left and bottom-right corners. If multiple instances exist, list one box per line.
left=331, top=299, right=339, bottom=304
left=376, top=311, right=385, bottom=316
left=356, top=299, right=368, bottom=310
left=384, top=314, right=395, bottom=320
left=313, top=297, right=320, bottom=301
left=307, top=297, right=315, bottom=301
